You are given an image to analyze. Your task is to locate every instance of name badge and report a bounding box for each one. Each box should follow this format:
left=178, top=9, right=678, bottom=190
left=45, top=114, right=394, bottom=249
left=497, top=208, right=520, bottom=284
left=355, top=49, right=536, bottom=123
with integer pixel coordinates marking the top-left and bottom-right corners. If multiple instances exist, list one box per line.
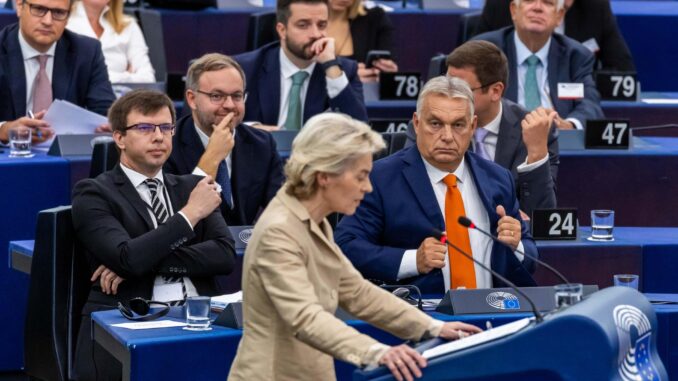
left=582, top=38, right=600, bottom=54
left=153, top=282, right=184, bottom=303
left=557, top=83, right=584, bottom=100
left=379, top=72, right=422, bottom=100
left=585, top=119, right=630, bottom=149
left=531, top=209, right=578, bottom=240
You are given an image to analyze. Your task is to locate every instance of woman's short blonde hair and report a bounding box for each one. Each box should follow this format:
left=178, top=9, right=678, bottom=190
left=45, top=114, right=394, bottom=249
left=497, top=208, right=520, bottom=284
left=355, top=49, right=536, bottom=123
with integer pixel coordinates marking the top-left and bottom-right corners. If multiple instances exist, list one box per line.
left=285, top=113, right=385, bottom=200
left=347, top=0, right=366, bottom=19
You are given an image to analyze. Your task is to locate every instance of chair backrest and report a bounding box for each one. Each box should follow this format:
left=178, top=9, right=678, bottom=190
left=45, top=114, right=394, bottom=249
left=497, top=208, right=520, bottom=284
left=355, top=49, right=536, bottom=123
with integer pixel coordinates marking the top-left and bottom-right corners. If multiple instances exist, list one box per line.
left=24, top=206, right=90, bottom=381
left=457, top=11, right=482, bottom=45
left=246, top=11, right=278, bottom=51
left=374, top=132, right=392, bottom=161
left=134, top=8, right=168, bottom=82
left=89, top=139, right=119, bottom=178
left=387, top=132, right=408, bottom=155
left=427, top=54, right=447, bottom=80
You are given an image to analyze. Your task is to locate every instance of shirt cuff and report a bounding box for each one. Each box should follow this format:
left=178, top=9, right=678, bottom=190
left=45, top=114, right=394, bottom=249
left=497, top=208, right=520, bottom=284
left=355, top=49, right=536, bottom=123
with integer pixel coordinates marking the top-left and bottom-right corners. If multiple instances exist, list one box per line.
left=326, top=72, right=349, bottom=99
left=514, top=241, right=526, bottom=262
left=397, top=249, right=419, bottom=280
left=177, top=211, right=194, bottom=231
left=566, top=117, right=584, bottom=130
left=193, top=166, right=222, bottom=193
left=364, top=343, right=391, bottom=368
left=516, top=153, right=549, bottom=173
left=426, top=319, right=444, bottom=339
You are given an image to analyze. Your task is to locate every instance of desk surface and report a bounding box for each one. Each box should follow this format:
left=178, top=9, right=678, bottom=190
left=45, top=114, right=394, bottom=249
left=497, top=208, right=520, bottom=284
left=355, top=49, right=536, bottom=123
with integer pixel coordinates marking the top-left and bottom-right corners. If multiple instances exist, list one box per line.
left=92, top=292, right=677, bottom=381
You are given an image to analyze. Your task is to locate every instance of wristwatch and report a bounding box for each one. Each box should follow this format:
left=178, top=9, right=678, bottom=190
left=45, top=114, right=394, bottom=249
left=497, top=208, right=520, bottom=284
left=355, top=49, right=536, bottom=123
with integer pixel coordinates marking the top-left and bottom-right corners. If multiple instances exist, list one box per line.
left=320, top=59, right=342, bottom=71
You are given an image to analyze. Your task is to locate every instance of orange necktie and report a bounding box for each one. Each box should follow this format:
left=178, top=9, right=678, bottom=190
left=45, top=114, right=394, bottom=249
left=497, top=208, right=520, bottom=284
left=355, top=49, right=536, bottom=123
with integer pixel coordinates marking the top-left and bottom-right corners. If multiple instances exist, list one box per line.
left=443, top=174, right=477, bottom=289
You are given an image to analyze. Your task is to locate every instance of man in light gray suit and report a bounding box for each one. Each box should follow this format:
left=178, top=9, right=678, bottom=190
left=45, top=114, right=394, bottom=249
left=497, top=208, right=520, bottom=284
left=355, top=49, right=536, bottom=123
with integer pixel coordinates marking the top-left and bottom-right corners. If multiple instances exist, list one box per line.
left=407, top=40, right=558, bottom=217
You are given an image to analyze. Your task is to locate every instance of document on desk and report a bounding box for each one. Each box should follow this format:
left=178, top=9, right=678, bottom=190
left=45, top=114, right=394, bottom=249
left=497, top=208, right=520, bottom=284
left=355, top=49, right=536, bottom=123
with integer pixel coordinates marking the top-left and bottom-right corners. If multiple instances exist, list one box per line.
left=211, top=291, right=243, bottom=310
left=422, top=317, right=532, bottom=359
left=44, top=99, right=107, bottom=132
left=112, top=320, right=187, bottom=330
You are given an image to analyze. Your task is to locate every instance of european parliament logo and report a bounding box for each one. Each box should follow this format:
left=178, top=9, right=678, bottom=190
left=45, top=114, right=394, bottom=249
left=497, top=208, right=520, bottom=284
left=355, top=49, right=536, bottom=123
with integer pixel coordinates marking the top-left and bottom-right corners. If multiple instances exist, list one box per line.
left=485, top=291, right=520, bottom=310
left=613, top=305, right=661, bottom=381
left=238, top=229, right=253, bottom=245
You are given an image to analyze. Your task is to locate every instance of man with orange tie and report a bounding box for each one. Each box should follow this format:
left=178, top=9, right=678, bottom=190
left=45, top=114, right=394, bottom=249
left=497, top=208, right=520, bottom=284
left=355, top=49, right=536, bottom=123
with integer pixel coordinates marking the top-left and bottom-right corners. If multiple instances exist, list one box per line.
left=335, top=76, right=537, bottom=294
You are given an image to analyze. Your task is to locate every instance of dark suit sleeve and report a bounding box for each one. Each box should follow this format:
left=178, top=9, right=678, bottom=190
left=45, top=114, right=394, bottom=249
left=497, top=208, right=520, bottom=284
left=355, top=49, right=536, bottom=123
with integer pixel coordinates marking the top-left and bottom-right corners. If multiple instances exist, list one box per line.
left=264, top=134, right=285, bottom=205
left=335, top=178, right=406, bottom=283
left=516, top=124, right=559, bottom=214
left=71, top=178, right=234, bottom=280
left=598, top=1, right=635, bottom=71
left=566, top=49, right=604, bottom=124
left=329, top=59, right=368, bottom=122
left=85, top=41, right=115, bottom=116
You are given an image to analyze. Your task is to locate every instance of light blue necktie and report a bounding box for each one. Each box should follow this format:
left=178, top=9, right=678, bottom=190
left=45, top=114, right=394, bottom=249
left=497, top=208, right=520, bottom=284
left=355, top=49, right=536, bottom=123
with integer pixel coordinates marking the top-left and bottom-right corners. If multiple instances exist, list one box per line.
left=216, top=160, right=233, bottom=209
left=284, top=71, right=309, bottom=131
left=524, top=54, right=541, bottom=111
left=473, top=127, right=491, bottom=161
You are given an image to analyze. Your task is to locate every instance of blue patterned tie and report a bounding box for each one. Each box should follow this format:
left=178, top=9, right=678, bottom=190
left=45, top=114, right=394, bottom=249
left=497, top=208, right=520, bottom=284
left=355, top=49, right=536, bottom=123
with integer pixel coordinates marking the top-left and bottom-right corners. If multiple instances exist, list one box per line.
left=473, top=127, right=491, bottom=161
left=145, top=179, right=187, bottom=306
left=216, top=160, right=233, bottom=209
left=524, top=54, right=541, bottom=111
left=284, top=71, right=309, bottom=131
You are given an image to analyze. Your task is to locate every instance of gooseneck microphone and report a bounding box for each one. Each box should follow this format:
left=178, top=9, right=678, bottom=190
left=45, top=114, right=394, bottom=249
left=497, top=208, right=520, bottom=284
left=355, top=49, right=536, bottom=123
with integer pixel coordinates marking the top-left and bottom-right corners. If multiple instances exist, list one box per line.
left=432, top=229, right=543, bottom=323
left=457, top=216, right=572, bottom=286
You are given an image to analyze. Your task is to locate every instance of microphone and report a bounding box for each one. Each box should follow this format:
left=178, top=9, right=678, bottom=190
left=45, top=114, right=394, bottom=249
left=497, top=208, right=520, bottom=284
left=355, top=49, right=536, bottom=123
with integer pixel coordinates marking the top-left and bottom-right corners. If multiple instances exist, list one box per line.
left=432, top=229, right=543, bottom=323
left=457, top=216, right=572, bottom=286
left=380, top=284, right=423, bottom=310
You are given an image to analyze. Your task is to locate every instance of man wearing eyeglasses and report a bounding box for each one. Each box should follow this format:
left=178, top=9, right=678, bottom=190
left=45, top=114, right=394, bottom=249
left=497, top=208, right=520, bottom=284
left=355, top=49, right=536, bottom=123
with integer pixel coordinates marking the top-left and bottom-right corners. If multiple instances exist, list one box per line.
left=165, top=53, right=285, bottom=227
left=406, top=40, right=558, bottom=217
left=0, top=0, right=115, bottom=145
left=71, top=89, right=235, bottom=380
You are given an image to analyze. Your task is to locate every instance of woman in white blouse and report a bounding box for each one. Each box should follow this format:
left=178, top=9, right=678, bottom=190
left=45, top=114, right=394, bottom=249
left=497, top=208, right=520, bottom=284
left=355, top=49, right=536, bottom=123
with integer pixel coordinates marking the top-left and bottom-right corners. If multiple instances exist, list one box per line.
left=67, top=0, right=155, bottom=83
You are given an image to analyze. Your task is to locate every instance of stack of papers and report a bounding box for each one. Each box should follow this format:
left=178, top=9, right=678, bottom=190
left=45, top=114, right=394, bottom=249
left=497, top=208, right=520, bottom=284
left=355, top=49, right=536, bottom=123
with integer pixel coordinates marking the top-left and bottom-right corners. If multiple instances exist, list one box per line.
left=211, top=291, right=243, bottom=311
left=38, top=99, right=108, bottom=147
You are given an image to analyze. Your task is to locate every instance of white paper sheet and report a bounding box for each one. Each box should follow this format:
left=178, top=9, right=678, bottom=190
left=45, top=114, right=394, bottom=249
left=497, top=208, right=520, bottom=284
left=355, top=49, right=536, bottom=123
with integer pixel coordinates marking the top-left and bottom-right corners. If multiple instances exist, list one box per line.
left=111, top=320, right=187, bottom=330
left=43, top=99, right=108, bottom=135
left=211, top=291, right=243, bottom=309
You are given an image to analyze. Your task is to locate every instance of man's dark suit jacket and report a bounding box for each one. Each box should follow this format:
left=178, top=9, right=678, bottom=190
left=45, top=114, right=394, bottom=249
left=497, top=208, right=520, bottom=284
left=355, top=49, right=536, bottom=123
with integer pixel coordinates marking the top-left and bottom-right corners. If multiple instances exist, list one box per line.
left=0, top=23, right=115, bottom=121
left=334, top=147, right=538, bottom=294
left=404, top=98, right=558, bottom=216
left=234, top=42, right=368, bottom=125
left=348, top=6, right=395, bottom=63
left=473, top=26, right=604, bottom=125
left=474, top=0, right=635, bottom=72
left=164, top=115, right=285, bottom=226
left=72, top=164, right=235, bottom=379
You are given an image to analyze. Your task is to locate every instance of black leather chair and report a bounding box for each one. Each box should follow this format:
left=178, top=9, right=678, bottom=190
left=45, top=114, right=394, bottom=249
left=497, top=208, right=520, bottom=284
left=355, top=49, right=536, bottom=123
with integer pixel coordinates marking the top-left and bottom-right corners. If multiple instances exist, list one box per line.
left=427, top=53, right=447, bottom=80
left=89, top=138, right=119, bottom=178
left=24, top=206, right=90, bottom=381
left=457, top=11, right=482, bottom=45
left=374, top=133, right=392, bottom=161
left=387, top=132, right=408, bottom=155
left=246, top=11, right=278, bottom=51
left=134, top=8, right=168, bottom=82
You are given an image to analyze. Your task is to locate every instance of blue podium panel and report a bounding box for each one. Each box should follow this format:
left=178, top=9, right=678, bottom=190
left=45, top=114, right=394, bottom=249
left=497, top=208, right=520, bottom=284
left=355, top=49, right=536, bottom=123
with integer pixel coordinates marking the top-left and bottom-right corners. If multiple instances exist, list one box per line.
left=354, top=288, right=668, bottom=381
left=0, top=152, right=71, bottom=370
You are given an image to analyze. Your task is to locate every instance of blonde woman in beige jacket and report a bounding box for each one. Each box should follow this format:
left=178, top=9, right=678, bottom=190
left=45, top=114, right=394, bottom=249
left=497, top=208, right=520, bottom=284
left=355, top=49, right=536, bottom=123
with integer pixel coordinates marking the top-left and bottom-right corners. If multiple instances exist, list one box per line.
left=228, top=113, right=481, bottom=381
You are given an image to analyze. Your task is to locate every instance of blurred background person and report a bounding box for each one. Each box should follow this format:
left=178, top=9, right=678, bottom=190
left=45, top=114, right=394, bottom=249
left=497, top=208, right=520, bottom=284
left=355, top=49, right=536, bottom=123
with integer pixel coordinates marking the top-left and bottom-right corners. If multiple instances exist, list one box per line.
left=67, top=0, right=155, bottom=83
left=229, top=112, right=481, bottom=381
left=327, top=0, right=398, bottom=82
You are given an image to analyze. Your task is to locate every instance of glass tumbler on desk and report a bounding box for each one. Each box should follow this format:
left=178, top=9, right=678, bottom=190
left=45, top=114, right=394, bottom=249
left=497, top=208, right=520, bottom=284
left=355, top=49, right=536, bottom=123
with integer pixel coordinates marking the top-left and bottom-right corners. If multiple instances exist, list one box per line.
left=184, top=296, right=211, bottom=331
left=8, top=126, right=32, bottom=157
left=590, top=210, right=614, bottom=241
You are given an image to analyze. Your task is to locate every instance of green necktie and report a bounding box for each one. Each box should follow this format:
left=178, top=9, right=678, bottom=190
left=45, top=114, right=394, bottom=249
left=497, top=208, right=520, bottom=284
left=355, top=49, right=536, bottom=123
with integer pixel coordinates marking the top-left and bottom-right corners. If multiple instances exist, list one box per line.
left=284, top=71, right=309, bottom=131
left=524, top=54, right=541, bottom=111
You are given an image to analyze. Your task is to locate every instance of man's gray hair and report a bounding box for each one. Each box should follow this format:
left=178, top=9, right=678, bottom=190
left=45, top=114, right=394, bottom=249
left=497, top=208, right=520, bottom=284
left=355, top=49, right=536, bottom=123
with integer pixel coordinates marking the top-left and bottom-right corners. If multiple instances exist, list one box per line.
left=416, top=76, right=475, bottom=120
left=512, top=0, right=565, bottom=11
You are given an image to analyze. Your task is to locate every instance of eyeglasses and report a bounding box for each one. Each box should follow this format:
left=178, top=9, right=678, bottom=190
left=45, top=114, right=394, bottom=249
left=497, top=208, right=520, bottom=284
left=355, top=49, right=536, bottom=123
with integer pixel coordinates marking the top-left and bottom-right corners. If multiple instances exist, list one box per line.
left=470, top=82, right=498, bottom=92
left=196, top=90, right=248, bottom=105
left=23, top=0, right=70, bottom=21
left=123, top=123, right=175, bottom=136
left=118, top=298, right=170, bottom=321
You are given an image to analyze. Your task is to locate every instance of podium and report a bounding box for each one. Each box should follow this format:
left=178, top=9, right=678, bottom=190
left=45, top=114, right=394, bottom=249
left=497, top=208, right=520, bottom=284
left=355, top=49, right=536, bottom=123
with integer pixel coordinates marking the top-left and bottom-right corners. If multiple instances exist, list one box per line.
left=354, top=287, right=667, bottom=381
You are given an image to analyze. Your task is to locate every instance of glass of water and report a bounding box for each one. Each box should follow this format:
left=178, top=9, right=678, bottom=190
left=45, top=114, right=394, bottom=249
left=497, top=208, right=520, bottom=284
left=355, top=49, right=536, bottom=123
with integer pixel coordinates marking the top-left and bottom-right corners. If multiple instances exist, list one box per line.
left=590, top=210, right=614, bottom=241
left=554, top=283, right=583, bottom=309
left=184, top=296, right=211, bottom=331
left=614, top=274, right=639, bottom=290
left=9, top=126, right=32, bottom=157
